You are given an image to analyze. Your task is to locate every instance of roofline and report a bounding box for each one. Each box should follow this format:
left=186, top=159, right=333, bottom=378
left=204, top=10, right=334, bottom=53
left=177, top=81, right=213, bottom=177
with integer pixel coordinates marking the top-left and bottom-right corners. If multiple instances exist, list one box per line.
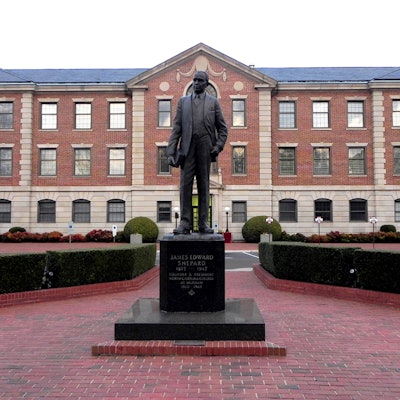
left=127, top=43, right=276, bottom=87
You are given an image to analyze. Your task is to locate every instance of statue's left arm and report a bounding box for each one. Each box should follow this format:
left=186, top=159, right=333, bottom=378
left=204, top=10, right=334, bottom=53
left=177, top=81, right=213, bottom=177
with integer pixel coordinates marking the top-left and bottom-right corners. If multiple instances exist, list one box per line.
left=214, top=99, right=228, bottom=153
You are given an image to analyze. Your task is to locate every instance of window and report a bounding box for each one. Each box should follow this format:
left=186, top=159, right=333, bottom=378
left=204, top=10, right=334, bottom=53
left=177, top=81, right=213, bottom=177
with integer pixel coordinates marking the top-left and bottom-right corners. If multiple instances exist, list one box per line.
left=38, top=199, right=56, bottom=223
left=279, top=147, right=296, bottom=175
left=232, top=201, right=247, bottom=223
left=232, top=99, right=245, bottom=127
left=392, top=100, right=400, bottom=127
left=75, top=103, right=91, bottom=129
left=0, top=199, right=11, bottom=223
left=40, top=149, right=57, bottom=176
left=186, top=82, right=217, bottom=97
left=312, top=101, right=329, bottom=128
left=313, top=147, right=331, bottom=175
left=314, top=198, right=332, bottom=221
left=347, top=101, right=364, bottom=128
left=108, top=148, right=125, bottom=175
left=74, top=148, right=91, bottom=176
left=109, top=102, right=126, bottom=129
left=0, top=148, right=12, bottom=176
left=279, top=199, right=297, bottom=222
left=0, top=102, right=13, bottom=129
left=158, top=146, right=171, bottom=174
left=157, top=201, right=171, bottom=222
left=107, top=199, right=125, bottom=223
left=394, top=147, right=400, bottom=175
left=232, top=146, right=246, bottom=174
left=348, top=147, right=366, bottom=175
left=349, top=198, right=367, bottom=222
left=158, top=100, right=171, bottom=127
left=279, top=101, right=296, bottom=129
left=72, top=199, right=90, bottom=223
left=395, top=199, right=400, bottom=222
left=41, top=103, right=57, bottom=129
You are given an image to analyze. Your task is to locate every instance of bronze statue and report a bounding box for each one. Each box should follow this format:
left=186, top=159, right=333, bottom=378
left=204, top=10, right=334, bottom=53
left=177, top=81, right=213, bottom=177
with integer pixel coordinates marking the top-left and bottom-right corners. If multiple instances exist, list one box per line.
left=167, top=71, right=228, bottom=234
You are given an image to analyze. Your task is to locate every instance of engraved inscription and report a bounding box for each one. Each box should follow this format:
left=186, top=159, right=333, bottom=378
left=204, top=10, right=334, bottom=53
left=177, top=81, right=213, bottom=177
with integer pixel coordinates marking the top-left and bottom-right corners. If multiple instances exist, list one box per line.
left=168, top=253, right=215, bottom=291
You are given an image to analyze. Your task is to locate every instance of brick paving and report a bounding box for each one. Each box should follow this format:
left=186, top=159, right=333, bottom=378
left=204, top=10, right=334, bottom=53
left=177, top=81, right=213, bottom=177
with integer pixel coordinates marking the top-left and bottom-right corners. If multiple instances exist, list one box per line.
left=0, top=241, right=400, bottom=399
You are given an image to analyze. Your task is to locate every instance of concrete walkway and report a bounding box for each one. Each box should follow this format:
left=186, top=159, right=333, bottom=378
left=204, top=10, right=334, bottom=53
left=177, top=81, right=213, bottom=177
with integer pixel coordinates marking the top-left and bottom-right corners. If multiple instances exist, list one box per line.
left=1, top=241, right=400, bottom=399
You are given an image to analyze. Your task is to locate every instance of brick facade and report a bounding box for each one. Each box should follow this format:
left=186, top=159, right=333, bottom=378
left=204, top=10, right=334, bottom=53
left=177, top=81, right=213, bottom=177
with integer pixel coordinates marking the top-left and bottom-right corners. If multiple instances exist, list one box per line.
left=1, top=44, right=400, bottom=239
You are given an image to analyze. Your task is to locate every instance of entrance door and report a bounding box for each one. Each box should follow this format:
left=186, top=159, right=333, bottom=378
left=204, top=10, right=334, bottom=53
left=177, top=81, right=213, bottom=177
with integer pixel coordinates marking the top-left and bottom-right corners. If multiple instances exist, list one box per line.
left=191, top=195, right=213, bottom=232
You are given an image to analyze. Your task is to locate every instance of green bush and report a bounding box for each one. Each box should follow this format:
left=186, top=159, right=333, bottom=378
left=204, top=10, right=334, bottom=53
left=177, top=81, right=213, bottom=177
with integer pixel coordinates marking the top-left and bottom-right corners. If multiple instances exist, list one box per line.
left=380, top=224, right=396, bottom=233
left=45, top=244, right=156, bottom=288
left=259, top=242, right=357, bottom=286
left=258, top=242, right=400, bottom=294
left=123, top=217, right=159, bottom=243
left=0, top=253, right=46, bottom=293
left=8, top=226, right=26, bottom=233
left=354, top=249, right=400, bottom=293
left=241, top=216, right=282, bottom=243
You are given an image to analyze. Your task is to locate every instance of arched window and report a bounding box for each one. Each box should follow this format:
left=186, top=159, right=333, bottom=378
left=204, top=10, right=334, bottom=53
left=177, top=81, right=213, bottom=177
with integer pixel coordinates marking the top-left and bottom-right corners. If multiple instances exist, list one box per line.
left=107, top=199, right=125, bottom=223
left=279, top=199, right=297, bottom=222
left=38, top=199, right=56, bottom=223
left=186, top=82, right=217, bottom=98
left=0, top=199, right=11, bottom=223
left=72, top=199, right=90, bottom=223
left=349, top=198, right=367, bottom=222
left=395, top=199, right=400, bottom=222
left=314, top=198, right=332, bottom=221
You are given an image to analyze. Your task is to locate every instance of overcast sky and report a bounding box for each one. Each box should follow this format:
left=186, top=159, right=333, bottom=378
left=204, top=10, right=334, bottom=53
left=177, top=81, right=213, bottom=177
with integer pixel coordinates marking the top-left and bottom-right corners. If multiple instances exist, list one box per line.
left=2, top=0, right=398, bottom=70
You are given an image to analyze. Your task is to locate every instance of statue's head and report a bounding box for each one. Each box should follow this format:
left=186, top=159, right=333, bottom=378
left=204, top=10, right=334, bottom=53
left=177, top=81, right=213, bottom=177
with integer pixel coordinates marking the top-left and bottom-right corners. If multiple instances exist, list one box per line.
left=193, top=71, right=209, bottom=94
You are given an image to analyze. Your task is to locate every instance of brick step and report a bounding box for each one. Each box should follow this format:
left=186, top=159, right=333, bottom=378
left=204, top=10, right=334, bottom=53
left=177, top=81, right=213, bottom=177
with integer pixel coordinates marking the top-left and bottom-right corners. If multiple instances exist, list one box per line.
left=92, top=340, right=286, bottom=357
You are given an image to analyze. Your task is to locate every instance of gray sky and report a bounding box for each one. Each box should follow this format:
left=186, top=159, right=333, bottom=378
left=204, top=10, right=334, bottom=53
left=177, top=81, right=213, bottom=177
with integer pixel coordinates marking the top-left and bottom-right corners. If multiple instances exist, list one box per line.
left=2, top=0, right=398, bottom=69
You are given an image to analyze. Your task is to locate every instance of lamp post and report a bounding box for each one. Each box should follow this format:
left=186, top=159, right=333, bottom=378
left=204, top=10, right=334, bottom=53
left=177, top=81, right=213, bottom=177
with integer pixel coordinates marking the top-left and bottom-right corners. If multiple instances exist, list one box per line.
left=266, top=217, right=273, bottom=242
left=369, top=216, right=378, bottom=249
left=224, top=207, right=230, bottom=232
left=315, top=216, right=323, bottom=245
left=173, top=207, right=179, bottom=228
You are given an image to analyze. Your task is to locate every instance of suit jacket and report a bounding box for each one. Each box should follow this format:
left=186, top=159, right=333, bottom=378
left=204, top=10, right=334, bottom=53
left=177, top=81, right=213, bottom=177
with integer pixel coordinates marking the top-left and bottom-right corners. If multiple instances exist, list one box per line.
left=167, top=93, right=228, bottom=159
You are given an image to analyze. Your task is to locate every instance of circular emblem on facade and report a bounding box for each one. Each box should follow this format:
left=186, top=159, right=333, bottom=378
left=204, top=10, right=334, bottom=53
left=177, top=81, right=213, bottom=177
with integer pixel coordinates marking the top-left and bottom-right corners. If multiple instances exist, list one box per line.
left=159, top=81, right=170, bottom=91
left=234, top=81, right=244, bottom=92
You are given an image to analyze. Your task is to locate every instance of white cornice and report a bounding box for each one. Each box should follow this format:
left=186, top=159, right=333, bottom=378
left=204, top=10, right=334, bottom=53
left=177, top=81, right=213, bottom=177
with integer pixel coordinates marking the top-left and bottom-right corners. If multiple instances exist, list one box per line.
left=277, top=82, right=369, bottom=91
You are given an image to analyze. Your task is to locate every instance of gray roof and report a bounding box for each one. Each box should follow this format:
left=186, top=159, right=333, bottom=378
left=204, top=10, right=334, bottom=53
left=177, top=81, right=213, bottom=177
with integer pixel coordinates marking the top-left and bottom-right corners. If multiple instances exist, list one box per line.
left=259, top=67, right=400, bottom=82
left=0, top=69, right=146, bottom=84
left=1, top=67, right=400, bottom=85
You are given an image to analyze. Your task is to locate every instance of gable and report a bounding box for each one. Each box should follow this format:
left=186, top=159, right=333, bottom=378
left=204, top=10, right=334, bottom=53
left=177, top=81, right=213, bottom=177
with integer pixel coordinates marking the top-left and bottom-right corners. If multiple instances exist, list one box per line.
left=126, top=43, right=276, bottom=89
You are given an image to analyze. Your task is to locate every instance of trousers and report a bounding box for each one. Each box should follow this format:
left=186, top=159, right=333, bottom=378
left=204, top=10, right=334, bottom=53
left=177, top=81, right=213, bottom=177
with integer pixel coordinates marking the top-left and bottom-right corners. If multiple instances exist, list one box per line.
left=179, top=133, right=212, bottom=230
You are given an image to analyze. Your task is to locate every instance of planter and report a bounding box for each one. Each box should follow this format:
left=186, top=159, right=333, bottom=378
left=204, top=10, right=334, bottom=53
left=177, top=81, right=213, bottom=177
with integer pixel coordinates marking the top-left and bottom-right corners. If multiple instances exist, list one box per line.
left=223, top=231, right=232, bottom=243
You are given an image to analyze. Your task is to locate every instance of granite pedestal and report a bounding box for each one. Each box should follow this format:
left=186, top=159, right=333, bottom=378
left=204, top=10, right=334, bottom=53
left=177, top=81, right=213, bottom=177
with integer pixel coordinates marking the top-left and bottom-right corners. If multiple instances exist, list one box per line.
left=114, top=233, right=266, bottom=341
left=114, top=297, right=265, bottom=340
left=160, top=233, right=225, bottom=312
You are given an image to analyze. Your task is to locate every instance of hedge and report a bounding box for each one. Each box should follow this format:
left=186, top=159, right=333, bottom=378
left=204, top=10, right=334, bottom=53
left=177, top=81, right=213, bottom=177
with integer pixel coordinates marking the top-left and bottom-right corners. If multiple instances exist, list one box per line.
left=259, top=242, right=400, bottom=294
left=0, top=244, right=156, bottom=293
left=0, top=253, right=47, bottom=294
left=45, top=244, right=156, bottom=288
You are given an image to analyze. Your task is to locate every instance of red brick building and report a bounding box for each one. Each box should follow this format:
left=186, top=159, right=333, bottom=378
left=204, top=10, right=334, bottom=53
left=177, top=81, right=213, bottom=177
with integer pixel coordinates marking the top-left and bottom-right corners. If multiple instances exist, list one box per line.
left=1, top=43, right=400, bottom=239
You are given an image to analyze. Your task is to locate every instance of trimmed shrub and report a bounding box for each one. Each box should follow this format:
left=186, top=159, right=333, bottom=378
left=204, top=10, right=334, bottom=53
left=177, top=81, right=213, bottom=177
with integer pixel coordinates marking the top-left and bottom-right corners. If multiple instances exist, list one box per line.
left=259, top=242, right=357, bottom=286
left=0, top=253, right=46, bottom=293
left=242, top=216, right=282, bottom=243
left=354, top=249, right=400, bottom=293
left=259, top=242, right=400, bottom=294
left=123, top=217, right=159, bottom=243
left=8, top=226, right=26, bottom=233
left=45, top=244, right=156, bottom=288
left=380, top=224, right=396, bottom=233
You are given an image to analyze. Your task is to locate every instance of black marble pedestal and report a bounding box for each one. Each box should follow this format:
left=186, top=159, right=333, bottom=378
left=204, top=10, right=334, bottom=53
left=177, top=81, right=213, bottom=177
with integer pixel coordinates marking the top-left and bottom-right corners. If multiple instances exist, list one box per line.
left=114, top=233, right=266, bottom=341
left=114, top=298, right=265, bottom=340
left=159, top=233, right=225, bottom=312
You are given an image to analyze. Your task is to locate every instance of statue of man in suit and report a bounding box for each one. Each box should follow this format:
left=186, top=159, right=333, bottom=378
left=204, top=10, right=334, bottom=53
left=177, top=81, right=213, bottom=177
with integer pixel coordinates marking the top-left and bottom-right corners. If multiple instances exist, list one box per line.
left=167, top=71, right=228, bottom=234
